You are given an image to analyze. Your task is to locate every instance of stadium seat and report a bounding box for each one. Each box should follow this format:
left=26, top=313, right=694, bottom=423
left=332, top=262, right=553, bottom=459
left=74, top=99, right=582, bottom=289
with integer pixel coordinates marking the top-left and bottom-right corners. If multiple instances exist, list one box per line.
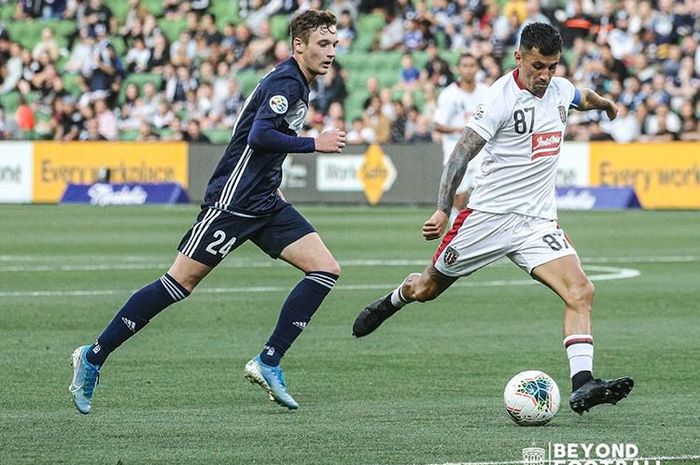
left=49, top=20, right=77, bottom=39
left=0, top=3, right=13, bottom=21
left=344, top=91, right=369, bottom=122
left=109, top=36, right=127, bottom=56
left=6, top=20, right=45, bottom=49
left=204, top=128, right=232, bottom=144
left=563, top=48, right=577, bottom=68
left=211, top=0, right=240, bottom=29
left=353, top=13, right=385, bottom=51
left=0, top=92, right=21, bottom=115
left=127, top=73, right=163, bottom=89
left=104, top=0, right=130, bottom=21
left=502, top=47, right=517, bottom=71
left=119, top=129, right=139, bottom=140
left=439, top=49, right=461, bottom=66
left=377, top=70, right=398, bottom=88
left=141, top=0, right=164, bottom=17
left=118, top=73, right=164, bottom=104
left=269, top=15, right=289, bottom=41
left=62, top=73, right=84, bottom=98
left=412, top=51, right=428, bottom=69
left=236, top=70, right=264, bottom=97
left=159, top=19, right=189, bottom=43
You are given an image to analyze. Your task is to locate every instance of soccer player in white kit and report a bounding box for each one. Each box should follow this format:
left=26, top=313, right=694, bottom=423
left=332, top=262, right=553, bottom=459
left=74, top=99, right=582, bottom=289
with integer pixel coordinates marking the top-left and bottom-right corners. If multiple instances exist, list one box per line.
left=433, top=53, right=489, bottom=222
left=353, top=23, right=633, bottom=415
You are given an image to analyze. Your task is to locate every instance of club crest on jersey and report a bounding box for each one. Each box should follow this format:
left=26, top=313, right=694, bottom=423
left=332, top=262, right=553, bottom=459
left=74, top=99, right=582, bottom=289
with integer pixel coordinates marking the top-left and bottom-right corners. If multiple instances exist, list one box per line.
left=473, top=104, right=486, bottom=121
left=443, top=246, right=460, bottom=266
left=558, top=105, right=567, bottom=123
left=269, top=95, right=288, bottom=114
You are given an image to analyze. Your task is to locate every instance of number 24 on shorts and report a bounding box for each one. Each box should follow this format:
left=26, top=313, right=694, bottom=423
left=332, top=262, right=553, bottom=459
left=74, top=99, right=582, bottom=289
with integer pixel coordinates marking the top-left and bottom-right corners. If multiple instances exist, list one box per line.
left=206, top=230, right=237, bottom=257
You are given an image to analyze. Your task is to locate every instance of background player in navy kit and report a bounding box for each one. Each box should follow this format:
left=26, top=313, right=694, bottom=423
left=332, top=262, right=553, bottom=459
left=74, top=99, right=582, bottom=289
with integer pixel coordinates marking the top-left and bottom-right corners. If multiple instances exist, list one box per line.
left=69, top=10, right=346, bottom=413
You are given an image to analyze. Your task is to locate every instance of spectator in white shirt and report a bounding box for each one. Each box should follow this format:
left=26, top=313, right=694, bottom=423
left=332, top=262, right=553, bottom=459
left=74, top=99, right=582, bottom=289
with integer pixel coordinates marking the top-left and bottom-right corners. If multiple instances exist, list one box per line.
left=125, top=36, right=151, bottom=73
left=601, top=104, right=640, bottom=143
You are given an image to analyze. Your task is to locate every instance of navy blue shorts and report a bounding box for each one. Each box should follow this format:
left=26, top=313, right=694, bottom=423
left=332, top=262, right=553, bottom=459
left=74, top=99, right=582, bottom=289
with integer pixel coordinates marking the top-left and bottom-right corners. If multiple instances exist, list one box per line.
left=177, top=204, right=316, bottom=267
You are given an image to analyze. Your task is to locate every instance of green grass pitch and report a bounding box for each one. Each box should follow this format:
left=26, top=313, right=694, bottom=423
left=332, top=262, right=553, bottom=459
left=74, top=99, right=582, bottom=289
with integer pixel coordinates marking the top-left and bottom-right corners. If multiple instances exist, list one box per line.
left=0, top=205, right=698, bottom=465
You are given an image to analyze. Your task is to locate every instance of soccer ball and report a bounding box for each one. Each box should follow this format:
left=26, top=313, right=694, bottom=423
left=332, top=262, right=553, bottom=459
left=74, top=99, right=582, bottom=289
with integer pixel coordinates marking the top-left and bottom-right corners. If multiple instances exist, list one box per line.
left=503, top=370, right=560, bottom=426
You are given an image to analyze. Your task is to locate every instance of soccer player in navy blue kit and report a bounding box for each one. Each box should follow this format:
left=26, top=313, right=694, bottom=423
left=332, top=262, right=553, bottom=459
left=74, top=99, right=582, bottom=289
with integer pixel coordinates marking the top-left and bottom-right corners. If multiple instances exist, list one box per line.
left=69, top=10, right=346, bottom=413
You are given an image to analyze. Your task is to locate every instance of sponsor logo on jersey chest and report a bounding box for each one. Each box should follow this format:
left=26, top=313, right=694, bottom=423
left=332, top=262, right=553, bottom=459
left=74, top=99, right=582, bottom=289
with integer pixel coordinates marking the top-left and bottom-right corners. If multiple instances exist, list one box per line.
left=531, top=131, right=562, bottom=160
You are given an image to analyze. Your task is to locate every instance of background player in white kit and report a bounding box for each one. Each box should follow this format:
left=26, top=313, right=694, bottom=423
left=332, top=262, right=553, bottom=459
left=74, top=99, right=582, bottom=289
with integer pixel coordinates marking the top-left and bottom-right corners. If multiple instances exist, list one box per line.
left=433, top=53, right=489, bottom=223
left=353, top=23, right=634, bottom=415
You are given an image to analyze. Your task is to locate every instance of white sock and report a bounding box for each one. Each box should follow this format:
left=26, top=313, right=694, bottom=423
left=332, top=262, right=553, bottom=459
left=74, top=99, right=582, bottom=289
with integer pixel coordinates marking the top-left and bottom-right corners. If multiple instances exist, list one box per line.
left=390, top=286, right=408, bottom=308
left=564, top=334, right=594, bottom=378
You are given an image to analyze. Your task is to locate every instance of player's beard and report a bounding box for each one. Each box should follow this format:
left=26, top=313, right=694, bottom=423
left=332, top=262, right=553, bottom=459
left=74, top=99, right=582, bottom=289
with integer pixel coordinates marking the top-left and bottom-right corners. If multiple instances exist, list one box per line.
left=533, top=82, right=549, bottom=97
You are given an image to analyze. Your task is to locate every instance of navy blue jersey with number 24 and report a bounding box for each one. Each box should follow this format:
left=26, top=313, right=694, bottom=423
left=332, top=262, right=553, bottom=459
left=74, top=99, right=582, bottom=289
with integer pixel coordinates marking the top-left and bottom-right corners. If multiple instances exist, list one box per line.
left=203, top=58, right=310, bottom=217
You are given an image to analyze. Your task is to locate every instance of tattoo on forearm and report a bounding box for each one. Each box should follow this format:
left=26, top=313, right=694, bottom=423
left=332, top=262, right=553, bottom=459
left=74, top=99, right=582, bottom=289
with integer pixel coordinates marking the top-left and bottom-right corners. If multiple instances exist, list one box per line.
left=579, top=89, right=608, bottom=111
left=437, top=128, right=487, bottom=214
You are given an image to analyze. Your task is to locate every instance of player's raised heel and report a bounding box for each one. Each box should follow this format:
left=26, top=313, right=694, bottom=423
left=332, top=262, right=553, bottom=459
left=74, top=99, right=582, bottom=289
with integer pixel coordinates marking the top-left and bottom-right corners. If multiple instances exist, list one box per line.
left=69, top=345, right=101, bottom=414
left=569, top=376, right=634, bottom=415
left=353, top=294, right=399, bottom=337
left=244, top=356, right=299, bottom=410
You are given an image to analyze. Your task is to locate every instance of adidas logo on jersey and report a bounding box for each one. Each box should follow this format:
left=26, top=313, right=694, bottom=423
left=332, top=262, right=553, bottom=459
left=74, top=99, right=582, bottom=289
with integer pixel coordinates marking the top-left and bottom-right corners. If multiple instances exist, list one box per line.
left=292, top=321, right=307, bottom=330
left=121, top=317, right=136, bottom=332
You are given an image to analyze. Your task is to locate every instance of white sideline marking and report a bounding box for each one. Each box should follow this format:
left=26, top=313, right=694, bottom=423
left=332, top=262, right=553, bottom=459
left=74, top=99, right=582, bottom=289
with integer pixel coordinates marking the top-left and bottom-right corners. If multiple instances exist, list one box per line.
left=0, top=255, right=696, bottom=273
left=0, top=266, right=638, bottom=298
left=417, top=456, right=700, bottom=465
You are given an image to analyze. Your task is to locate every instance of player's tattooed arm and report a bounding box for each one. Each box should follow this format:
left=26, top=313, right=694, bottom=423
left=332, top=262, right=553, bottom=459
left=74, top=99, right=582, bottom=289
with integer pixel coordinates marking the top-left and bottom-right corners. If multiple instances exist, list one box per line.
left=423, top=127, right=486, bottom=241
left=577, top=89, right=618, bottom=121
left=437, top=127, right=487, bottom=215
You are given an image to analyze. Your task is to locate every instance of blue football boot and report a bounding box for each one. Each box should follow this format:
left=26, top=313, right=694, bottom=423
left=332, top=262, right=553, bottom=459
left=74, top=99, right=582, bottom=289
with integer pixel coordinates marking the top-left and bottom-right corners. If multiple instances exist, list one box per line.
left=69, top=345, right=101, bottom=414
left=244, top=356, right=299, bottom=410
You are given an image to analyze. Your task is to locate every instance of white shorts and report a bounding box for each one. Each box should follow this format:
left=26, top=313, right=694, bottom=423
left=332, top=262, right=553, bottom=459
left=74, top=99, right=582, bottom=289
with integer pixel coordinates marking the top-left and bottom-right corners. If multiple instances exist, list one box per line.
left=433, top=209, right=578, bottom=278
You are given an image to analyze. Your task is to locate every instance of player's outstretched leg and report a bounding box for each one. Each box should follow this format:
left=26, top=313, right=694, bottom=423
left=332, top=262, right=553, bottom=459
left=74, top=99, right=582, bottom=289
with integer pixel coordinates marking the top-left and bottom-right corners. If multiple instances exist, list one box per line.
left=353, top=272, right=421, bottom=337
left=532, top=256, right=635, bottom=416
left=244, top=355, right=299, bottom=410
left=354, top=268, right=455, bottom=337
left=245, top=270, right=338, bottom=409
left=352, top=293, right=401, bottom=337
left=245, top=232, right=339, bottom=409
left=68, top=272, right=192, bottom=414
left=564, top=334, right=634, bottom=414
left=569, top=376, right=634, bottom=415
left=69, top=345, right=101, bottom=414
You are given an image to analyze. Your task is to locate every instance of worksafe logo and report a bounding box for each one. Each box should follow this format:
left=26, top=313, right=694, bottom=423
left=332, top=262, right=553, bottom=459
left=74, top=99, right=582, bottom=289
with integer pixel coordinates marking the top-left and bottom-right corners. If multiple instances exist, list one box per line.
left=522, top=443, right=661, bottom=465
left=358, top=144, right=396, bottom=205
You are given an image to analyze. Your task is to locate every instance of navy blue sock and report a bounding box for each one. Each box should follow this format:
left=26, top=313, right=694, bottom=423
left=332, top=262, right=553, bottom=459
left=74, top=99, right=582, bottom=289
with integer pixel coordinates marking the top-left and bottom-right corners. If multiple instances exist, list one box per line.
left=86, top=274, right=190, bottom=366
left=260, top=271, right=338, bottom=366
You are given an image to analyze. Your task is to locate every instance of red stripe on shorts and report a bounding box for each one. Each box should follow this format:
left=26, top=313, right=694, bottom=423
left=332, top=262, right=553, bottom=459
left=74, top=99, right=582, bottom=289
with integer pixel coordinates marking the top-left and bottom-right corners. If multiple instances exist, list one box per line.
left=432, top=209, right=473, bottom=265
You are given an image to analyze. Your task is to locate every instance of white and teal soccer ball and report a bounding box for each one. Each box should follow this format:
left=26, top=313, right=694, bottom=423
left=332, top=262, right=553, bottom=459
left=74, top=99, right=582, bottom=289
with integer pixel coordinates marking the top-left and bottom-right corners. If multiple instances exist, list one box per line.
left=503, top=370, right=560, bottom=426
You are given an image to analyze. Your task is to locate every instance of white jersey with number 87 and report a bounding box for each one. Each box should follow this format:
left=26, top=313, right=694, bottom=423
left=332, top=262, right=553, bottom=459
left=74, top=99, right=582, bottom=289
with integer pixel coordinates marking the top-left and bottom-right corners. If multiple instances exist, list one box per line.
left=466, top=69, right=579, bottom=220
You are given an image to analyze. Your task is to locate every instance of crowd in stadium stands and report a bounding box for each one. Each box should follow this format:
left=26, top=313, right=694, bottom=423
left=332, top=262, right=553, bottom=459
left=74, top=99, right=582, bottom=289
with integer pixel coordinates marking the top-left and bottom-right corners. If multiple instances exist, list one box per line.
left=0, top=0, right=698, bottom=143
